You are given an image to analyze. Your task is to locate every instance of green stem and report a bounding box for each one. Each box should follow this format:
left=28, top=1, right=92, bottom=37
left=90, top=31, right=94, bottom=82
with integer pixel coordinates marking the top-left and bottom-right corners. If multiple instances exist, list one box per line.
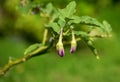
left=58, top=28, right=63, bottom=42
left=71, top=30, right=75, bottom=41
left=0, top=39, right=53, bottom=76
left=42, top=29, right=48, bottom=45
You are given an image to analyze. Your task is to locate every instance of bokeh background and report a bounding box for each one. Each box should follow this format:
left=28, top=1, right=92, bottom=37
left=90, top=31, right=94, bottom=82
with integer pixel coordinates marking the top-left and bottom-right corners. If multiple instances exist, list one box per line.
left=0, top=0, right=120, bottom=82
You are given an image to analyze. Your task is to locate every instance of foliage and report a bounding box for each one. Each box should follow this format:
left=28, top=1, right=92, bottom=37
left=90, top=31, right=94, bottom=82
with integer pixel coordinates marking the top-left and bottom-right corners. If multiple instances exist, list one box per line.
left=20, top=1, right=112, bottom=58
left=0, top=0, right=113, bottom=77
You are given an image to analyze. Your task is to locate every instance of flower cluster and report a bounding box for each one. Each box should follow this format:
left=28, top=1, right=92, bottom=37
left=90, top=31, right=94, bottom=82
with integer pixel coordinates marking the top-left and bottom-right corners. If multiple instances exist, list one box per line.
left=56, top=28, right=77, bottom=57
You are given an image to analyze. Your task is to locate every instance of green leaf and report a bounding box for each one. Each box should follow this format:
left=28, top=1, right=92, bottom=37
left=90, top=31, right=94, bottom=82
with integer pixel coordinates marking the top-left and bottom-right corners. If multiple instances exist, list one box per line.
left=58, top=1, right=76, bottom=19
left=24, top=43, right=43, bottom=55
left=58, top=19, right=66, bottom=28
left=83, top=39, right=99, bottom=59
left=103, top=20, right=112, bottom=33
left=42, top=3, right=55, bottom=16
left=69, top=15, right=81, bottom=23
left=45, top=3, right=54, bottom=15
left=65, top=1, right=76, bottom=17
left=46, top=22, right=61, bottom=34
left=17, top=2, right=41, bottom=14
left=51, top=9, right=59, bottom=20
left=68, top=16, right=104, bottom=30
left=74, top=31, right=88, bottom=37
left=17, top=4, right=31, bottom=14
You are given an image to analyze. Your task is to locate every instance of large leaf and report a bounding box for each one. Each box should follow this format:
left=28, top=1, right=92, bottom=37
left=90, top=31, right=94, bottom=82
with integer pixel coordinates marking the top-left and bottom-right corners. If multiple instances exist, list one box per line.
left=68, top=16, right=104, bottom=30
left=58, top=1, right=76, bottom=19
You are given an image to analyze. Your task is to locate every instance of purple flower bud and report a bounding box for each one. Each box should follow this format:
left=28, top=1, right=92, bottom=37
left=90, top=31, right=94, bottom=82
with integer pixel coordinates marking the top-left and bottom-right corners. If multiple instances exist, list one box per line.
left=70, top=46, right=76, bottom=53
left=58, top=48, right=64, bottom=57
left=56, top=41, right=65, bottom=57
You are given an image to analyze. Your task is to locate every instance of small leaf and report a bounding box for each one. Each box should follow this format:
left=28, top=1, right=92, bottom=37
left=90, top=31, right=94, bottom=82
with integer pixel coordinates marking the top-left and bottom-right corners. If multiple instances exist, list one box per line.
left=51, top=9, right=59, bottom=20
left=58, top=19, right=65, bottom=28
left=46, top=22, right=61, bottom=34
left=103, top=20, right=112, bottom=33
left=24, top=43, right=43, bottom=55
left=45, top=3, right=54, bottom=15
left=18, top=4, right=31, bottom=14
left=88, top=27, right=107, bottom=38
left=18, top=2, right=41, bottom=14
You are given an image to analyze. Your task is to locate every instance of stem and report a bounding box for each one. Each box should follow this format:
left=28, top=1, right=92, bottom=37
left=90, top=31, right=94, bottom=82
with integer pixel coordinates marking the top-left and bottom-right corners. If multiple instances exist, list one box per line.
left=63, top=29, right=70, bottom=35
left=0, top=39, right=54, bottom=76
left=71, top=30, right=75, bottom=41
left=0, top=37, right=81, bottom=76
left=42, top=29, right=48, bottom=45
left=58, top=28, right=63, bottom=42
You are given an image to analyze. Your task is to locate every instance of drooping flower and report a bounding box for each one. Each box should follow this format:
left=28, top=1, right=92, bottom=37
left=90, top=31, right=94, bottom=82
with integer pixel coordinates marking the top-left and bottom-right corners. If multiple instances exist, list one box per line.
left=56, top=28, right=65, bottom=57
left=56, top=41, right=64, bottom=57
left=70, top=30, right=77, bottom=53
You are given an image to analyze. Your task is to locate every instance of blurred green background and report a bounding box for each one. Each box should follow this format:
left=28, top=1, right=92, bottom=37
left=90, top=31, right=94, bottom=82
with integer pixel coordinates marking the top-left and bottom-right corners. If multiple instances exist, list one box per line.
left=0, top=0, right=120, bottom=82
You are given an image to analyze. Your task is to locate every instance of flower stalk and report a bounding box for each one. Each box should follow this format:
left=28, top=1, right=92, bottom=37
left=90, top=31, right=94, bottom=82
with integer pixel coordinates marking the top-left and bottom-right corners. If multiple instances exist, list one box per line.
left=70, top=30, right=77, bottom=53
left=56, top=28, right=65, bottom=57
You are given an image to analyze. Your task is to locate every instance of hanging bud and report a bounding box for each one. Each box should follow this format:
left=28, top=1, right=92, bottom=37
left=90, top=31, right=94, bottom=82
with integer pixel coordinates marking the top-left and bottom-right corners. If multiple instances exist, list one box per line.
left=70, top=30, right=77, bottom=53
left=56, top=28, right=65, bottom=57
left=56, top=42, right=64, bottom=57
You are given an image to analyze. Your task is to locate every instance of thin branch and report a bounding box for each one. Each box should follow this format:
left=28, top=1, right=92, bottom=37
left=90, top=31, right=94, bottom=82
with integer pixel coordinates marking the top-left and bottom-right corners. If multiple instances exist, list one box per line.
left=0, top=42, right=52, bottom=76
left=0, top=37, right=81, bottom=76
left=42, top=29, right=48, bottom=45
